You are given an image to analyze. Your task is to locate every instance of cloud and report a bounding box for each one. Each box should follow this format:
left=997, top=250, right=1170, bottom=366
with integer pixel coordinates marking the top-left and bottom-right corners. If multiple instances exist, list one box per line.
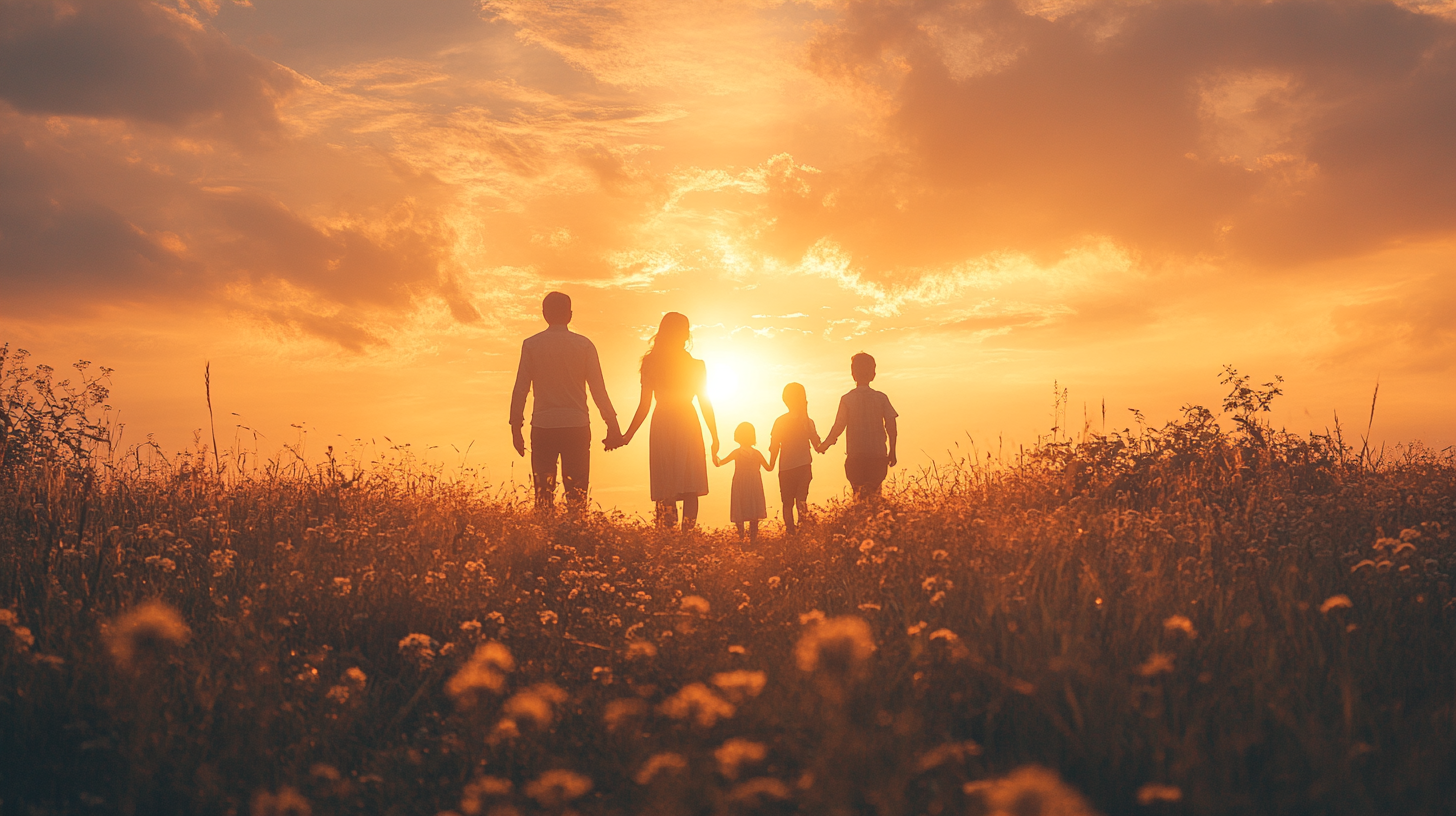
left=0, top=0, right=295, bottom=135
left=796, top=0, right=1456, bottom=267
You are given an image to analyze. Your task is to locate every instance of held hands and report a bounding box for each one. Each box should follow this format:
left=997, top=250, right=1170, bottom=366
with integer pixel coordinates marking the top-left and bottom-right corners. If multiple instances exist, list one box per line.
left=511, top=425, right=526, bottom=457
left=603, top=427, right=626, bottom=451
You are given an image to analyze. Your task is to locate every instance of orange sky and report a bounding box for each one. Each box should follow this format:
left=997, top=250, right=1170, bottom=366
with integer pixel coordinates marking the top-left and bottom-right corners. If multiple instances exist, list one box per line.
left=3, top=0, right=1455, bottom=523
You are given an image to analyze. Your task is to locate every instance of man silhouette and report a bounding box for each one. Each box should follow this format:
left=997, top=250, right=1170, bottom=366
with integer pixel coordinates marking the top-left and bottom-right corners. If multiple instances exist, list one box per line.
left=509, top=292, right=622, bottom=510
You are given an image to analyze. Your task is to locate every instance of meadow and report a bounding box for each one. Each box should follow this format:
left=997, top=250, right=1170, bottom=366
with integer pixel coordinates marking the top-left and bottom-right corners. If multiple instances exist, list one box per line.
left=2, top=345, right=1454, bottom=816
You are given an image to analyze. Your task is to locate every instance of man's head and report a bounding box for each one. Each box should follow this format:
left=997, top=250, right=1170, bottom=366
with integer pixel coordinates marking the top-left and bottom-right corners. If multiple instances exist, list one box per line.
left=851, top=352, right=876, bottom=385
left=542, top=292, right=572, bottom=326
left=782, top=382, right=808, bottom=411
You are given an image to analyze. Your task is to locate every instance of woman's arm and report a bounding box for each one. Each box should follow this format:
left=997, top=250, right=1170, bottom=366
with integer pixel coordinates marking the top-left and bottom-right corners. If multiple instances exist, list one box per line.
left=695, top=365, right=720, bottom=456
left=621, top=382, right=653, bottom=444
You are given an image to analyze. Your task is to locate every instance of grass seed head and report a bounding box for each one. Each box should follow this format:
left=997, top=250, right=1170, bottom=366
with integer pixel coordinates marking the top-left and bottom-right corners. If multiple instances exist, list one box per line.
left=105, top=600, right=190, bottom=668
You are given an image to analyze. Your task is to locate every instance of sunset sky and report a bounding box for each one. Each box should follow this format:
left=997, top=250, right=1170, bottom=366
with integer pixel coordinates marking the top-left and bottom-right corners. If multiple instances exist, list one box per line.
left=3, top=0, right=1455, bottom=521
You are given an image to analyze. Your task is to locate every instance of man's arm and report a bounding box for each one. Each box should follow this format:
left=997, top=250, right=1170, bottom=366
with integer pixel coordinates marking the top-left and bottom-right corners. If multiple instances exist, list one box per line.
left=584, top=342, right=623, bottom=448
left=766, top=420, right=781, bottom=470
left=508, top=343, right=532, bottom=457
left=885, top=415, right=898, bottom=467
left=820, top=399, right=848, bottom=452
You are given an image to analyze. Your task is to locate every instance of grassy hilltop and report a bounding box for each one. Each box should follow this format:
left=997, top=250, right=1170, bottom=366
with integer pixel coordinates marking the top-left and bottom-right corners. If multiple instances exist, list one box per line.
left=2, top=347, right=1454, bottom=816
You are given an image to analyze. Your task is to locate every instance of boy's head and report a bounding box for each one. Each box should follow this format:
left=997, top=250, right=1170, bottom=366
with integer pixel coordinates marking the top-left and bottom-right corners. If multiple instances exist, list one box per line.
left=850, top=352, right=876, bottom=385
left=542, top=291, right=572, bottom=326
left=781, top=382, right=807, bottom=411
left=734, top=421, right=756, bottom=447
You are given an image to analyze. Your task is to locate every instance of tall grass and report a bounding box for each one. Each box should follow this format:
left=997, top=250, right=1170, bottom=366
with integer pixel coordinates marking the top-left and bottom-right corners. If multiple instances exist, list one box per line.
left=1, top=347, right=1453, bottom=815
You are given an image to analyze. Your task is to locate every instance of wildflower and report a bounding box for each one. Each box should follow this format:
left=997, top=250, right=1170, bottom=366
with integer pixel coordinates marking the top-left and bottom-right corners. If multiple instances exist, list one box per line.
left=932, top=549, right=949, bottom=561
left=592, top=665, right=614, bottom=684
left=603, top=697, right=648, bottom=730
left=680, top=595, right=711, bottom=614
left=250, top=786, right=312, bottom=816
left=711, top=669, right=767, bottom=702
left=860, top=539, right=876, bottom=553
left=485, top=611, right=505, bottom=624
left=857, top=603, right=881, bottom=611
left=795, top=616, right=876, bottom=676
left=660, top=683, right=736, bottom=727
left=728, top=644, right=747, bottom=655
left=1320, top=595, right=1354, bottom=613
left=105, top=600, right=190, bottom=668
left=1136, top=783, right=1183, bottom=804
left=504, top=683, right=567, bottom=728
left=1137, top=652, right=1176, bottom=677
left=144, top=555, right=177, bottom=572
left=490, top=717, right=521, bottom=742
left=524, top=770, right=592, bottom=807
left=309, top=764, right=341, bottom=782
left=332, top=577, right=351, bottom=596
left=728, top=777, right=792, bottom=804
left=460, top=620, right=482, bottom=634
left=907, top=621, right=928, bottom=636
left=963, top=765, right=1097, bottom=816
left=446, top=642, right=515, bottom=706
left=626, top=640, right=658, bottom=660
left=715, top=738, right=767, bottom=779
left=460, top=776, right=512, bottom=815
left=397, top=633, right=437, bottom=669
left=325, top=684, right=352, bottom=704
left=915, top=741, right=983, bottom=773
left=767, top=576, right=781, bottom=589
left=1351, top=559, right=1376, bottom=573
left=343, top=666, right=367, bottom=689
left=1162, top=615, right=1197, bottom=637
left=538, top=610, right=559, bottom=625
left=798, top=610, right=825, bottom=626
left=209, top=548, right=237, bottom=577
left=0, top=610, right=15, bottom=627
left=635, top=752, right=688, bottom=784
left=928, top=628, right=970, bottom=661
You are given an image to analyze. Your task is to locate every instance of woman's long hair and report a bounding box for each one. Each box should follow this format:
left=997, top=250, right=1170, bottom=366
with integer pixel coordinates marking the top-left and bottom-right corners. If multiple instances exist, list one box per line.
left=641, top=312, right=691, bottom=374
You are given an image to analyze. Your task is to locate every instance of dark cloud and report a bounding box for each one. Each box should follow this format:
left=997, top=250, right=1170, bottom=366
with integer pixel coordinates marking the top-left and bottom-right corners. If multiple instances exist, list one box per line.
left=0, top=0, right=295, bottom=134
left=777, top=0, right=1456, bottom=272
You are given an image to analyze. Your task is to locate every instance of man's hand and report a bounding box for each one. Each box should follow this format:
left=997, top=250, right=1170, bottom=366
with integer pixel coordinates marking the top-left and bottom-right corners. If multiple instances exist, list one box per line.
left=603, top=428, right=625, bottom=451
left=512, top=425, right=526, bottom=457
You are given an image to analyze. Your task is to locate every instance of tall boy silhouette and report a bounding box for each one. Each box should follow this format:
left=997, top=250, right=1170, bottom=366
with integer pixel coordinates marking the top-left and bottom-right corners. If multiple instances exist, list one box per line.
left=819, top=353, right=898, bottom=499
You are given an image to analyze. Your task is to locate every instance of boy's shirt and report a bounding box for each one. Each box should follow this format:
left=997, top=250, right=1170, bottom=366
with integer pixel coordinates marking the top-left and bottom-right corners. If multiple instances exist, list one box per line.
left=834, top=384, right=897, bottom=459
left=770, top=412, right=819, bottom=471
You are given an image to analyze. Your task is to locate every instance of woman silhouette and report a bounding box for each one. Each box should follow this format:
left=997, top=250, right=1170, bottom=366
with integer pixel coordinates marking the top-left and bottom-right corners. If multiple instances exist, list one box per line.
left=621, top=312, right=720, bottom=530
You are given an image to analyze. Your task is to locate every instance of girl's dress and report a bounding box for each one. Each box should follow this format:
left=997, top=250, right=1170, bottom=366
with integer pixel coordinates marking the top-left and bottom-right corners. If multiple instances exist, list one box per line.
left=730, top=449, right=768, bottom=524
left=644, top=351, right=710, bottom=502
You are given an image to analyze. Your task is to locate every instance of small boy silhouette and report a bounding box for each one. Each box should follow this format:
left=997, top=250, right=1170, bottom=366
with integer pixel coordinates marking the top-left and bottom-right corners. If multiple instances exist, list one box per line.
left=819, top=353, right=898, bottom=499
left=768, top=383, right=823, bottom=534
left=714, top=421, right=771, bottom=542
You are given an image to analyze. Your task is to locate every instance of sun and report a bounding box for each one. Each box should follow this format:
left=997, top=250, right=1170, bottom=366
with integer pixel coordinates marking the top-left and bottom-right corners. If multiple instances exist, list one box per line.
left=706, top=357, right=742, bottom=406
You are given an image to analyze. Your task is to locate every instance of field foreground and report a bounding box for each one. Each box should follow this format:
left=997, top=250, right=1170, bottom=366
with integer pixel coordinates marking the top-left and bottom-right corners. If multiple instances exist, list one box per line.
left=2, top=367, right=1456, bottom=815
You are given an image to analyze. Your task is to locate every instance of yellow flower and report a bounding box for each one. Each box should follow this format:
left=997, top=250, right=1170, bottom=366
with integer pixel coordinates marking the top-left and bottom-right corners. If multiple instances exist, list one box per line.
left=680, top=595, right=711, bottom=614
left=250, top=785, right=312, bottom=816
left=711, top=670, right=767, bottom=702
left=1162, top=615, right=1197, bottom=637
left=1320, top=595, right=1354, bottom=613
left=1136, top=652, right=1176, bottom=677
left=460, top=776, right=512, bottom=815
left=1136, top=783, right=1183, bottom=805
left=635, top=752, right=688, bottom=785
left=396, top=633, right=437, bottom=669
left=105, top=600, right=190, bottom=668
left=795, top=616, right=876, bottom=676
left=963, top=765, right=1098, bottom=816
left=524, top=770, right=592, bottom=807
left=446, top=642, right=515, bottom=706
left=504, top=683, right=567, bottom=728
left=715, top=738, right=767, bottom=779
left=660, top=683, right=736, bottom=727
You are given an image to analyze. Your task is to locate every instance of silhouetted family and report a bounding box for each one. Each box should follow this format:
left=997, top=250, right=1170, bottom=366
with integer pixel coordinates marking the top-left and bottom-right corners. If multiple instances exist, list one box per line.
left=510, top=293, right=898, bottom=540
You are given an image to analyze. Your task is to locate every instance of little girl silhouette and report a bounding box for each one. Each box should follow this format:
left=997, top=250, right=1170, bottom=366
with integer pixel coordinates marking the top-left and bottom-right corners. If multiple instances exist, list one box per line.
left=713, top=422, right=771, bottom=542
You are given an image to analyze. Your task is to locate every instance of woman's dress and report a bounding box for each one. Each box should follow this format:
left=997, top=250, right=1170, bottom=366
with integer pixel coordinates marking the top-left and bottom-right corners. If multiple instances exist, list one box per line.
left=730, top=452, right=767, bottom=523
left=645, top=353, right=709, bottom=502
